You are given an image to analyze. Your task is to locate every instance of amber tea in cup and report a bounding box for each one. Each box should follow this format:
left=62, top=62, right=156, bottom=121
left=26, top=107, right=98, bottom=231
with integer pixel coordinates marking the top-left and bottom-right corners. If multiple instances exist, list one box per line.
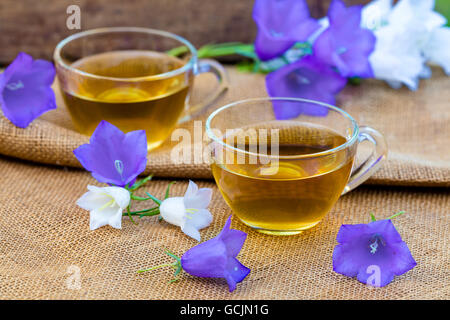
left=54, top=27, right=227, bottom=150
left=206, top=98, right=387, bottom=235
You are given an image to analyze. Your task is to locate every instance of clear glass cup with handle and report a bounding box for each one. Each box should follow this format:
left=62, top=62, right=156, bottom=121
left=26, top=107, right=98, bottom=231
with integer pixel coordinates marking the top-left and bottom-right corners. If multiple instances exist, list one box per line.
left=206, top=97, right=387, bottom=235
left=54, top=27, right=228, bottom=150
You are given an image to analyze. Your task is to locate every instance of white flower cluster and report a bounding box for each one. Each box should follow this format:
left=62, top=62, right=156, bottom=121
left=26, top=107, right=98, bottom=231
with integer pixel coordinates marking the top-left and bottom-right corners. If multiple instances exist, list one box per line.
left=76, top=181, right=213, bottom=241
left=362, top=0, right=450, bottom=90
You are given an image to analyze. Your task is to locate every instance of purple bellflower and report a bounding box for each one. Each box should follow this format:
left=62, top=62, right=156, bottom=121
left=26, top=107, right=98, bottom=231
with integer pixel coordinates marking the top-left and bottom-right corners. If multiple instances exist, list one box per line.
left=139, top=216, right=250, bottom=292
left=0, top=52, right=56, bottom=128
left=333, top=216, right=416, bottom=287
left=73, top=120, right=147, bottom=187
left=266, top=55, right=347, bottom=119
left=181, top=216, right=250, bottom=292
left=253, top=0, right=320, bottom=61
left=313, top=0, right=376, bottom=78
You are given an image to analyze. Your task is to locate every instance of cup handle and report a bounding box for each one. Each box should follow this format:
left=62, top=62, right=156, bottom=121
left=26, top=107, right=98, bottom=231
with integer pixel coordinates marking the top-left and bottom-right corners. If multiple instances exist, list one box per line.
left=342, top=126, right=387, bottom=195
left=178, top=59, right=229, bottom=123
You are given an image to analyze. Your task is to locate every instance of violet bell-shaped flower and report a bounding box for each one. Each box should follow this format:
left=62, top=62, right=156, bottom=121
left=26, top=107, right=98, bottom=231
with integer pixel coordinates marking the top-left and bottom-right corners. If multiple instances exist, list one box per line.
left=73, top=120, right=147, bottom=187
left=333, top=218, right=416, bottom=287
left=0, top=52, right=56, bottom=128
left=181, top=216, right=250, bottom=292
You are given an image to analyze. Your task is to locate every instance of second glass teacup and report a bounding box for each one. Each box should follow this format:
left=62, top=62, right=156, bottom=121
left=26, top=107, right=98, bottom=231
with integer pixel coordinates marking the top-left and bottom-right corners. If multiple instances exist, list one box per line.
left=54, top=27, right=227, bottom=150
left=206, top=98, right=387, bottom=235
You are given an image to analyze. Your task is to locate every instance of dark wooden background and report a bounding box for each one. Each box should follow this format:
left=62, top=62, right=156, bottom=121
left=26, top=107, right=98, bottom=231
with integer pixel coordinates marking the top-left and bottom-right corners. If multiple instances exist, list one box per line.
left=0, top=0, right=370, bottom=65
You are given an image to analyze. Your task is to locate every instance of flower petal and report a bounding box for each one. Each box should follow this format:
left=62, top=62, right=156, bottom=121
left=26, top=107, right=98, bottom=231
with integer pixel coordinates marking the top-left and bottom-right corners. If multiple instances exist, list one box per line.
left=313, top=0, right=376, bottom=78
left=332, top=244, right=360, bottom=277
left=99, top=186, right=131, bottom=209
left=181, top=223, right=201, bottom=241
left=224, top=258, right=251, bottom=292
left=188, top=209, right=213, bottom=230
left=184, top=181, right=212, bottom=209
left=89, top=207, right=122, bottom=230
left=253, top=0, right=320, bottom=60
left=76, top=187, right=110, bottom=211
left=266, top=55, right=347, bottom=119
left=356, top=265, right=395, bottom=287
left=423, top=27, right=450, bottom=75
left=220, top=230, right=247, bottom=258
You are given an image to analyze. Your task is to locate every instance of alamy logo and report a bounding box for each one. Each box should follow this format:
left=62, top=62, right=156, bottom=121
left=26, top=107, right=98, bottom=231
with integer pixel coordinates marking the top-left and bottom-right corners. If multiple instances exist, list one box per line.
left=366, top=265, right=381, bottom=287
left=66, top=265, right=81, bottom=290
left=66, top=5, right=81, bottom=30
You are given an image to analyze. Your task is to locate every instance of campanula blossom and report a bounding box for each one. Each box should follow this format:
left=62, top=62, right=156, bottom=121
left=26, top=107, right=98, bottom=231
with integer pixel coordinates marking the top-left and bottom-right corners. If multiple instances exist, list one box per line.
left=0, top=52, right=56, bottom=128
left=266, top=55, right=347, bottom=119
left=333, top=215, right=416, bottom=287
left=181, top=216, right=250, bottom=291
left=77, top=185, right=131, bottom=230
left=160, top=180, right=213, bottom=241
left=138, top=216, right=249, bottom=292
left=73, top=120, right=147, bottom=187
left=362, top=0, right=449, bottom=90
left=253, top=0, right=320, bottom=61
left=313, top=0, right=376, bottom=78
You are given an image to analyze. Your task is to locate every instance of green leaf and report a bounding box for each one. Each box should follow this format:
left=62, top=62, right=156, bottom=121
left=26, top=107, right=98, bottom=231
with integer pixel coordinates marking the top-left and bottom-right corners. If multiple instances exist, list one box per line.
left=167, top=46, right=189, bottom=57
left=165, top=250, right=181, bottom=262
left=145, top=192, right=162, bottom=205
left=129, top=174, right=153, bottom=191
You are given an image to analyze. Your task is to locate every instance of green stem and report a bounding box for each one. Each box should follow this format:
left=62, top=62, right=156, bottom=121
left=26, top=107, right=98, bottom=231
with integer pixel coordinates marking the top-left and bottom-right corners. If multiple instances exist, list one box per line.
left=387, top=210, right=406, bottom=220
left=139, top=210, right=160, bottom=218
left=130, top=193, right=162, bottom=206
left=122, top=207, right=159, bottom=216
left=137, top=262, right=177, bottom=273
left=126, top=205, right=136, bottom=224
left=130, top=194, right=149, bottom=201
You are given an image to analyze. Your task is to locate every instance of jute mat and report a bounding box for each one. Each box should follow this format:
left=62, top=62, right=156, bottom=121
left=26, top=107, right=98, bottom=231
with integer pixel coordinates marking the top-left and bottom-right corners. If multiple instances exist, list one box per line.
left=0, top=66, right=449, bottom=187
left=0, top=155, right=448, bottom=300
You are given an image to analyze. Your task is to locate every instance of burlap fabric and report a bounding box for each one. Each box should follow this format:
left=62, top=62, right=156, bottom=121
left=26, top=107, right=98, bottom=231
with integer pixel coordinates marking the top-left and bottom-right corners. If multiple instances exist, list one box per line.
left=0, top=156, right=448, bottom=300
left=0, top=66, right=449, bottom=300
left=0, top=67, right=449, bottom=186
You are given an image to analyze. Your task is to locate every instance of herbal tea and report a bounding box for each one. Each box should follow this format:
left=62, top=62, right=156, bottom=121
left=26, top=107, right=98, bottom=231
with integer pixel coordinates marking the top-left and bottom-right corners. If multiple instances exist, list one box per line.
left=61, top=50, right=192, bottom=150
left=211, top=124, right=354, bottom=235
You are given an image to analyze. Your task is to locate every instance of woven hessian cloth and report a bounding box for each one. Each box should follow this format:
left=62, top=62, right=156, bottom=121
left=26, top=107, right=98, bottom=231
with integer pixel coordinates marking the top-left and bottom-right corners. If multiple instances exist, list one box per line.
left=0, top=67, right=449, bottom=186
left=0, top=66, right=449, bottom=299
left=0, top=156, right=448, bottom=299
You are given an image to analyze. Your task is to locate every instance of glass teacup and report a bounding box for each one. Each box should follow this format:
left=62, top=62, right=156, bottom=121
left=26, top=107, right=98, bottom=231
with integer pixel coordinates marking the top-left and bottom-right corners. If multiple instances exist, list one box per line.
left=206, top=98, right=387, bottom=235
left=54, top=27, right=227, bottom=150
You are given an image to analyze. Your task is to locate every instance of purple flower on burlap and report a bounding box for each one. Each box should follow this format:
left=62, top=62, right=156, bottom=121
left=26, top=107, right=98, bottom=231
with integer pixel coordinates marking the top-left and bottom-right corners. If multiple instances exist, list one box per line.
left=0, top=52, right=56, bottom=128
left=181, top=216, right=250, bottom=292
left=313, top=0, right=376, bottom=78
left=73, top=120, right=147, bottom=187
left=266, top=55, right=347, bottom=119
left=253, top=0, right=320, bottom=61
left=333, top=219, right=416, bottom=287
